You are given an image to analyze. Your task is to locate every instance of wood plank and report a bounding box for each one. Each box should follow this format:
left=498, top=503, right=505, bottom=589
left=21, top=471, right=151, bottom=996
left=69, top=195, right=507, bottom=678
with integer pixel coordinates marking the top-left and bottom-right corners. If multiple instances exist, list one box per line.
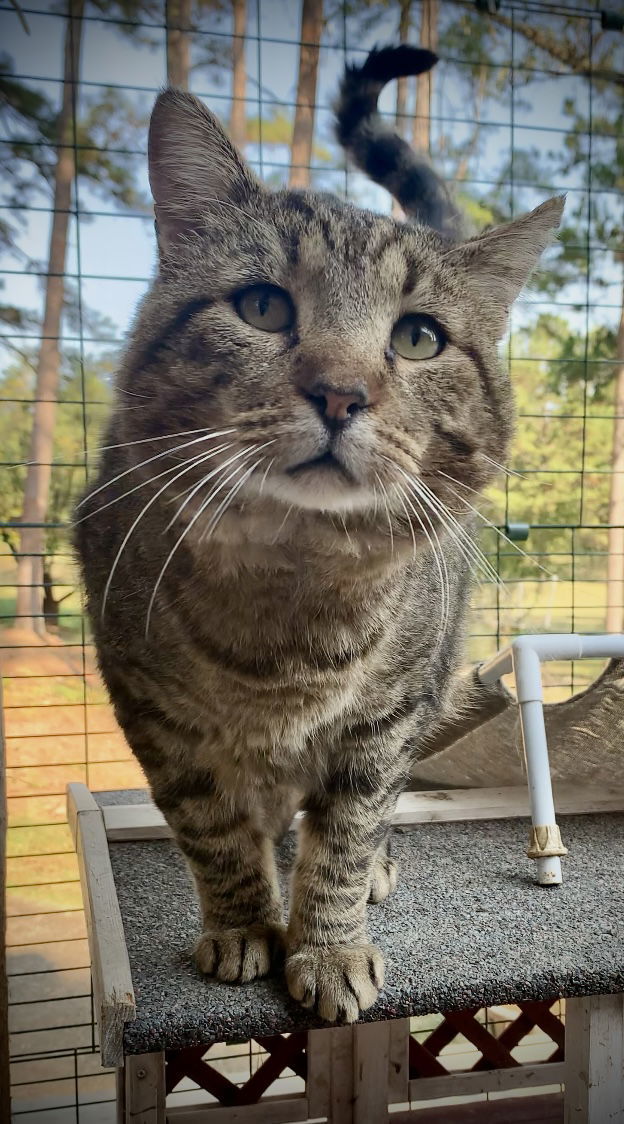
left=353, top=1022, right=390, bottom=1124
left=564, top=994, right=624, bottom=1123
left=391, top=1092, right=563, bottom=1122
left=0, top=680, right=11, bottom=1124
left=388, top=1018, right=410, bottom=1104
left=66, top=781, right=99, bottom=844
left=409, top=1061, right=565, bottom=1101
left=166, top=1095, right=309, bottom=1123
left=125, top=1052, right=165, bottom=1123
left=102, top=784, right=624, bottom=841
left=330, top=1026, right=355, bottom=1124
left=72, top=795, right=135, bottom=1067
left=306, top=1028, right=331, bottom=1116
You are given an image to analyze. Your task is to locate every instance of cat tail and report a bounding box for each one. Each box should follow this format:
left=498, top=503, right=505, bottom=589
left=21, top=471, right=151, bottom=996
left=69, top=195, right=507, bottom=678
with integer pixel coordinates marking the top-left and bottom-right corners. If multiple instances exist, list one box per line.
left=334, top=45, right=462, bottom=238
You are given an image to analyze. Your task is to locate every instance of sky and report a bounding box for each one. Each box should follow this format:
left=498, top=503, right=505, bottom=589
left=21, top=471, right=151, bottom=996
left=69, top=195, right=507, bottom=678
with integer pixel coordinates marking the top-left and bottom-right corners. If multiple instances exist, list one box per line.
left=1, top=0, right=623, bottom=375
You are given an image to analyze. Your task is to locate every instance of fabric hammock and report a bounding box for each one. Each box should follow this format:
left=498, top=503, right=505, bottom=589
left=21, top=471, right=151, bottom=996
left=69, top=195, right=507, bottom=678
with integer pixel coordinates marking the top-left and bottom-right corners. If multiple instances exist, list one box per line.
left=410, top=659, right=624, bottom=789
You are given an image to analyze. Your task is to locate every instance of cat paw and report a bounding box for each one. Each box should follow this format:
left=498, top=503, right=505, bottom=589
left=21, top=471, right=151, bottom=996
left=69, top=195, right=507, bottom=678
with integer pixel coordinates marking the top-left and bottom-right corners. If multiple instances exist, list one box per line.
left=285, top=943, right=384, bottom=1022
left=195, top=923, right=285, bottom=983
left=368, top=856, right=398, bottom=903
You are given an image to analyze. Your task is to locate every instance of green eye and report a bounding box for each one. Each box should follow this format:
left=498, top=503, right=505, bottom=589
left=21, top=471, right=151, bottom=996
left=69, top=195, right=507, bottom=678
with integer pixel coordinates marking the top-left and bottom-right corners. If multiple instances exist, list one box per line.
left=235, top=284, right=294, bottom=332
left=391, top=314, right=445, bottom=360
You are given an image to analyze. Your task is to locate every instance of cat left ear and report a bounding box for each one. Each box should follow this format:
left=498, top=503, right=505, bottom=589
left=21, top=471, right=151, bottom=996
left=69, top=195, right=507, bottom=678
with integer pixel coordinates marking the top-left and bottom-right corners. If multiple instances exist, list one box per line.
left=148, top=88, right=263, bottom=257
left=446, top=196, right=565, bottom=335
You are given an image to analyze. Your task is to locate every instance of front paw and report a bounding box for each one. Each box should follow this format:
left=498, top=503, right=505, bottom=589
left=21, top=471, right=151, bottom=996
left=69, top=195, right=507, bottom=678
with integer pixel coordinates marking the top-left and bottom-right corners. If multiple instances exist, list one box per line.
left=195, top=922, right=285, bottom=983
left=286, top=943, right=384, bottom=1022
left=368, top=855, right=398, bottom=904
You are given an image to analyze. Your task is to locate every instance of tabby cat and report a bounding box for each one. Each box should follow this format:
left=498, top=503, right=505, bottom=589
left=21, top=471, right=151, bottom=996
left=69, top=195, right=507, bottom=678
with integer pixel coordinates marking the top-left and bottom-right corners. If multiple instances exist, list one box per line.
left=75, top=45, right=563, bottom=1023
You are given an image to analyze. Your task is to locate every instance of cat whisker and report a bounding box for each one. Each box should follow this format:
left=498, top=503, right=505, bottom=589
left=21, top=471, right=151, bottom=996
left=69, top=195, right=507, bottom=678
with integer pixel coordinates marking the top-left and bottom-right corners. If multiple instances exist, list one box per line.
left=164, top=443, right=265, bottom=532
left=392, top=477, right=449, bottom=643
left=145, top=447, right=274, bottom=638
left=199, top=457, right=267, bottom=546
left=65, top=424, right=235, bottom=467
left=76, top=428, right=236, bottom=508
left=75, top=444, right=234, bottom=525
left=270, top=503, right=294, bottom=544
left=258, top=458, right=275, bottom=496
left=414, top=475, right=503, bottom=589
left=100, top=443, right=232, bottom=618
left=89, top=425, right=234, bottom=457
left=389, top=459, right=501, bottom=589
left=374, top=473, right=395, bottom=558
left=479, top=453, right=533, bottom=482
left=438, top=473, right=555, bottom=580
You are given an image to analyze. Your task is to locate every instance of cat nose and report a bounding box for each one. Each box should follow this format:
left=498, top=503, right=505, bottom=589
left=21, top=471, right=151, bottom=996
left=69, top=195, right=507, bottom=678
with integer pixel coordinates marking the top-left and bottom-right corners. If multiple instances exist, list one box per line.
left=304, top=382, right=369, bottom=427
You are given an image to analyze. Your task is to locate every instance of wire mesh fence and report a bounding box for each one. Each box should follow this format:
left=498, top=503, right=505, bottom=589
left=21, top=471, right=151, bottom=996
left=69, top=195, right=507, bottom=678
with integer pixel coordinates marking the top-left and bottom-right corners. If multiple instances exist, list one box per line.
left=1, top=0, right=622, bottom=1118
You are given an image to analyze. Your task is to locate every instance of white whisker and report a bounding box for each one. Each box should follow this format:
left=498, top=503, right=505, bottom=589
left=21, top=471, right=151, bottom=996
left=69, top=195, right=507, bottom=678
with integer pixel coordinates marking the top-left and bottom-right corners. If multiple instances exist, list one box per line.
left=75, top=443, right=234, bottom=525
left=144, top=447, right=273, bottom=638
left=258, top=458, right=275, bottom=496
left=164, top=443, right=263, bottom=532
left=393, top=478, right=449, bottom=642
left=270, top=503, right=294, bottom=544
left=414, top=474, right=502, bottom=588
left=76, top=428, right=236, bottom=508
left=480, top=452, right=532, bottom=482
left=201, top=457, right=267, bottom=545
left=100, top=444, right=231, bottom=618
left=374, top=473, right=395, bottom=558
left=438, top=473, right=555, bottom=579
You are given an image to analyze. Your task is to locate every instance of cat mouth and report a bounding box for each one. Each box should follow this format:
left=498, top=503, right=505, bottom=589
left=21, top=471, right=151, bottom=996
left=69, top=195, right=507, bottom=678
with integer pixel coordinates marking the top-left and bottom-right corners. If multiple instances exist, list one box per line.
left=286, top=451, right=355, bottom=482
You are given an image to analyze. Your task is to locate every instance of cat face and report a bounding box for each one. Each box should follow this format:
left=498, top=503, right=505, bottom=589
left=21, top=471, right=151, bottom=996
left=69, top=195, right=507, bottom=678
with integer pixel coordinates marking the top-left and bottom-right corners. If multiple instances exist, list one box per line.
left=119, top=91, right=563, bottom=520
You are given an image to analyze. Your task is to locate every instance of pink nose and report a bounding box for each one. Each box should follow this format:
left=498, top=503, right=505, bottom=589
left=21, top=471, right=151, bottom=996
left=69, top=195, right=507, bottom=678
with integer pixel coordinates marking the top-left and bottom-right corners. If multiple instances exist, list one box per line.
left=305, top=383, right=368, bottom=426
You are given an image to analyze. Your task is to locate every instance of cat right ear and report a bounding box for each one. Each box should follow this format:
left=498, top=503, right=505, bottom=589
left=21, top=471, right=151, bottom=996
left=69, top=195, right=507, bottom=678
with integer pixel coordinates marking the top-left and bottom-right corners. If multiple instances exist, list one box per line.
left=148, top=88, right=262, bottom=257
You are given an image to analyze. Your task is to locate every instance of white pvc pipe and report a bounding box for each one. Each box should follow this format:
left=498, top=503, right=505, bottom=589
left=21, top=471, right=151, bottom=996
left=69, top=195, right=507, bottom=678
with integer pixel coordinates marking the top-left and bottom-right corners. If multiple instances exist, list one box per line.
left=512, top=643, right=561, bottom=885
left=477, top=633, right=624, bottom=887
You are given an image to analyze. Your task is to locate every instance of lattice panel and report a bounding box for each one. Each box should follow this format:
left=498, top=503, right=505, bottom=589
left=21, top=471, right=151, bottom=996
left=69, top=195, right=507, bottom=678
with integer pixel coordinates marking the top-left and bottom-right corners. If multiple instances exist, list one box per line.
left=409, top=1001, right=564, bottom=1078
left=165, top=1032, right=308, bottom=1106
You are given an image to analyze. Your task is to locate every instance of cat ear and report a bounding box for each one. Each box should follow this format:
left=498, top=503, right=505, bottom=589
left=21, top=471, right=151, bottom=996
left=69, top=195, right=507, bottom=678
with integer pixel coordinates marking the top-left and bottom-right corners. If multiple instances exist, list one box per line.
left=148, top=88, right=262, bottom=256
left=445, top=196, right=565, bottom=335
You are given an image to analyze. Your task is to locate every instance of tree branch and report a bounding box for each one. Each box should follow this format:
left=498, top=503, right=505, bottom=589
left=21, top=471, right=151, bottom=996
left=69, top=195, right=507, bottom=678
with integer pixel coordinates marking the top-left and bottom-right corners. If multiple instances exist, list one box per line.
left=488, top=11, right=624, bottom=88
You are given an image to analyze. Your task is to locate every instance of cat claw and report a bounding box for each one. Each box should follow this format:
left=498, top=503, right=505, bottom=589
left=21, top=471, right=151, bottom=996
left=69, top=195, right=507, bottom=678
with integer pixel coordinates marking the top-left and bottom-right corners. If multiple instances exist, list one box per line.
left=195, top=923, right=285, bottom=983
left=286, top=943, right=384, bottom=1022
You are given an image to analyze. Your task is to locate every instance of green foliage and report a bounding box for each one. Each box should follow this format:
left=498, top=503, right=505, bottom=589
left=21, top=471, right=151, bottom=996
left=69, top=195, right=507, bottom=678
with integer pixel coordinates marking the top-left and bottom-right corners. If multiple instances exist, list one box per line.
left=0, top=353, right=113, bottom=563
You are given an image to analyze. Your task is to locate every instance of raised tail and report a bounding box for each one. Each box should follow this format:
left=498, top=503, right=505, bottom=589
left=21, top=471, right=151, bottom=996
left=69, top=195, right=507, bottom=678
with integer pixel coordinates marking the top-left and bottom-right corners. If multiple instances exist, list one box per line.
left=334, top=45, right=462, bottom=238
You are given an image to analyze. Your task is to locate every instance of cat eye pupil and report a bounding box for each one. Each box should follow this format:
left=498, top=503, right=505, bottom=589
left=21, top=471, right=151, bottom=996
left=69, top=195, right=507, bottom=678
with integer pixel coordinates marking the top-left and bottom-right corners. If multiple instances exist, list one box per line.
left=391, top=313, right=445, bottom=361
left=235, top=284, right=294, bottom=333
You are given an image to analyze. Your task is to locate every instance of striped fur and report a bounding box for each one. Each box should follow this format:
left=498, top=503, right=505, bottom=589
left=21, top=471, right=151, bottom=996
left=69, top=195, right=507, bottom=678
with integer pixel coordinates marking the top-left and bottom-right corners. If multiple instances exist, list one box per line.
left=75, top=49, right=563, bottom=1023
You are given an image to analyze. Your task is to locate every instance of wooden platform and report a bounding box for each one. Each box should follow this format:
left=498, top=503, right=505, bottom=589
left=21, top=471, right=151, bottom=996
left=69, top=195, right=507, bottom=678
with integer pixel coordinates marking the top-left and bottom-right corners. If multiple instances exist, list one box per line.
left=68, top=785, right=624, bottom=1122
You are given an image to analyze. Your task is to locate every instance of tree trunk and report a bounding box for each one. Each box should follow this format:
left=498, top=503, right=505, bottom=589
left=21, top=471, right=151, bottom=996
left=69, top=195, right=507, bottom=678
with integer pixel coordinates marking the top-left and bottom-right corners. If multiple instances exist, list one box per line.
left=229, top=0, right=246, bottom=148
left=395, top=0, right=412, bottom=138
left=15, top=0, right=84, bottom=637
left=392, top=0, right=412, bottom=218
left=412, top=0, right=438, bottom=154
left=606, top=281, right=624, bottom=633
left=166, top=0, right=192, bottom=89
left=289, top=0, right=324, bottom=189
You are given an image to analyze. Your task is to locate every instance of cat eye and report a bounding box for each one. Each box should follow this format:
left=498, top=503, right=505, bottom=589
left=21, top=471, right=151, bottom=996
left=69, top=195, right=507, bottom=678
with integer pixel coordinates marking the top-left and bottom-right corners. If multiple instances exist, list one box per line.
left=391, top=313, right=445, bottom=361
left=235, top=284, right=294, bottom=333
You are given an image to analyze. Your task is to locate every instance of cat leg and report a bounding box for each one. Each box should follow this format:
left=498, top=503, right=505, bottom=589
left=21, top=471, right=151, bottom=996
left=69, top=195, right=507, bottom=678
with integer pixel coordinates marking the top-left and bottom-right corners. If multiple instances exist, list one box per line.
left=107, top=683, right=284, bottom=983
left=154, top=772, right=284, bottom=982
left=368, top=834, right=398, bottom=904
left=286, top=757, right=404, bottom=1023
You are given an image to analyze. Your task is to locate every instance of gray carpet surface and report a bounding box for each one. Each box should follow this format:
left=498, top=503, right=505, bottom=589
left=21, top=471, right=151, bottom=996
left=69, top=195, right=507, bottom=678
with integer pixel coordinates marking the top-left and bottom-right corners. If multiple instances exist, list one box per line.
left=96, top=791, right=624, bottom=1054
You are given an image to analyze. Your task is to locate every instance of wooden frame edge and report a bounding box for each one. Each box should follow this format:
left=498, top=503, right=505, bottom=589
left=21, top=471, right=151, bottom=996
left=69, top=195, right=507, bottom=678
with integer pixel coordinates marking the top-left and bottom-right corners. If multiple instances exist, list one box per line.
left=67, top=783, right=136, bottom=1068
left=101, top=783, right=624, bottom=842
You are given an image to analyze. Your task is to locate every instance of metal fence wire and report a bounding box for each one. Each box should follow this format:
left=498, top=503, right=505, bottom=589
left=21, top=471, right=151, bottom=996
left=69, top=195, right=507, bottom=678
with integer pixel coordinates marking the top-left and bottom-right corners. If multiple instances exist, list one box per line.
left=1, top=0, right=623, bottom=1119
